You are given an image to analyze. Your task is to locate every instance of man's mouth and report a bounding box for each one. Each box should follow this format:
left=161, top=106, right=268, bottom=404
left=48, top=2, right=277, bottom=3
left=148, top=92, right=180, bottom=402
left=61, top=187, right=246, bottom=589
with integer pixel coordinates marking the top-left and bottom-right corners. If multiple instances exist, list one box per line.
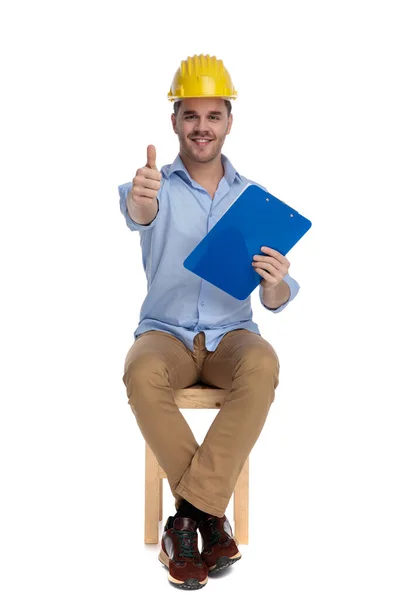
left=190, top=138, right=214, bottom=147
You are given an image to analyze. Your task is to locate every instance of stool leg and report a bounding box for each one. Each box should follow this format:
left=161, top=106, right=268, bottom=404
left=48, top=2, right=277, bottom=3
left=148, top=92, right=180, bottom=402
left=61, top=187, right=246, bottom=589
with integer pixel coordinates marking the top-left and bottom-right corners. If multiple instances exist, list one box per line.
left=145, top=443, right=159, bottom=544
left=159, top=477, right=163, bottom=521
left=234, top=456, right=249, bottom=545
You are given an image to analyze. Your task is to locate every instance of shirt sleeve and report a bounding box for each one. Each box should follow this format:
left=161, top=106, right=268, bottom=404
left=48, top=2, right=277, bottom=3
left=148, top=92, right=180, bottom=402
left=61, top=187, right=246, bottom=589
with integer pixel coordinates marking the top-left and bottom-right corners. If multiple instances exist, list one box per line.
left=118, top=182, right=160, bottom=232
left=259, top=272, right=300, bottom=313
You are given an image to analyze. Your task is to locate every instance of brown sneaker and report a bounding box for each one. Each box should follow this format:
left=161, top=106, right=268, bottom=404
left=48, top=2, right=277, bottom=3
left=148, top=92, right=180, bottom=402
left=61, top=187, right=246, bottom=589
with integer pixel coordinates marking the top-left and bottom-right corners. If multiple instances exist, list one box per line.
left=158, top=516, right=209, bottom=590
left=198, top=515, right=242, bottom=574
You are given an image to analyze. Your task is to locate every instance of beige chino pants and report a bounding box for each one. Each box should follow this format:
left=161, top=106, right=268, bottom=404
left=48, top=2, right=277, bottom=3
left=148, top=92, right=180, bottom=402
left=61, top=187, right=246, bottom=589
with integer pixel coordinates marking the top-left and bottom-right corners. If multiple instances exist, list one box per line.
left=122, top=329, right=280, bottom=517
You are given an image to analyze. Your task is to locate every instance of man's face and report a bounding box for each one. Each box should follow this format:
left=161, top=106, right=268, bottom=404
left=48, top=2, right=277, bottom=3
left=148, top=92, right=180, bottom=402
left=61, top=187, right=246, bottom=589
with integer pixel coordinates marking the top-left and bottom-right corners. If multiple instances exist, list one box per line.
left=171, top=98, right=233, bottom=163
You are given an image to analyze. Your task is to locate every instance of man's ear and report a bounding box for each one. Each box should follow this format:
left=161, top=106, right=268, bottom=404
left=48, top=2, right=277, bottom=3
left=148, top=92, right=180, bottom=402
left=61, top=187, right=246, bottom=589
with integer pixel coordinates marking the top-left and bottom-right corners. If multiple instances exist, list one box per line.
left=227, top=113, right=233, bottom=135
left=171, top=113, right=177, bottom=134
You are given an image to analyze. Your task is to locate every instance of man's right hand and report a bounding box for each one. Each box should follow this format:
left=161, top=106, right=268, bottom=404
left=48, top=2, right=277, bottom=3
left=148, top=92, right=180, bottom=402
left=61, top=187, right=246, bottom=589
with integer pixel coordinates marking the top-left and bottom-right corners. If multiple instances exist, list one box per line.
left=131, top=145, right=162, bottom=207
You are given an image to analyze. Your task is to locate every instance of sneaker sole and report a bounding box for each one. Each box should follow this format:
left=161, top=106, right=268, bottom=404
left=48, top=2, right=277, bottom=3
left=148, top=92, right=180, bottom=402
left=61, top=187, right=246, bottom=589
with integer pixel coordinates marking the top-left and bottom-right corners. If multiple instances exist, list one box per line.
left=208, top=552, right=242, bottom=574
left=158, top=548, right=208, bottom=590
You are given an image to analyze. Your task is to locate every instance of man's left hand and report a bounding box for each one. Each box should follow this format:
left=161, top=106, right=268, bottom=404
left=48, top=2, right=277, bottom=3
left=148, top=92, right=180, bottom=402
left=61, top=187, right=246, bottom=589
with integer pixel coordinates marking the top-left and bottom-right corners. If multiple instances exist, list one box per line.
left=252, top=246, right=290, bottom=290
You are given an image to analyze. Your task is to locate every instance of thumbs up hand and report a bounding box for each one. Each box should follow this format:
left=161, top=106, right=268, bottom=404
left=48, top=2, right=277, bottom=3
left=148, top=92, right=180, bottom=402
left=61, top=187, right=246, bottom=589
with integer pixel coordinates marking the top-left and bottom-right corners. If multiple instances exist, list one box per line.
left=131, top=145, right=162, bottom=207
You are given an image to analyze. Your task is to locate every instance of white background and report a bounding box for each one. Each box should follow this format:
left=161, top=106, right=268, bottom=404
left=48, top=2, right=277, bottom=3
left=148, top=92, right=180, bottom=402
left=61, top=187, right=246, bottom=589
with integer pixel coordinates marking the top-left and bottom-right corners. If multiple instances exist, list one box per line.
left=1, top=0, right=399, bottom=598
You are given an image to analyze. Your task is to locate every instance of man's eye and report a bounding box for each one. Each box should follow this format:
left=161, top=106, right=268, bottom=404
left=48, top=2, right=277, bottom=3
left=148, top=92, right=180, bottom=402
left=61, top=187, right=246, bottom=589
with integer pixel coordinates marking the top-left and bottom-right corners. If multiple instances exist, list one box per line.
left=209, top=115, right=219, bottom=120
left=185, top=115, right=196, bottom=120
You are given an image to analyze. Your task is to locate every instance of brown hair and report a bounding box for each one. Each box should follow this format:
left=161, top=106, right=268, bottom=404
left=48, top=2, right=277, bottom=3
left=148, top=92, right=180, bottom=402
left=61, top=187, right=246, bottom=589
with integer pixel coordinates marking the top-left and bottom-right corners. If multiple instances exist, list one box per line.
left=173, top=100, right=232, bottom=117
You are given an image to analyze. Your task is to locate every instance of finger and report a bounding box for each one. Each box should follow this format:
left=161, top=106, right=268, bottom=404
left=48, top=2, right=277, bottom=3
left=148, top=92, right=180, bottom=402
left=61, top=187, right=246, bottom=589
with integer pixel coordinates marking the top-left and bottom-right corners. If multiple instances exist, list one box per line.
left=252, top=262, right=279, bottom=276
left=146, top=144, right=157, bottom=169
left=255, top=268, right=276, bottom=283
left=260, top=246, right=287, bottom=264
left=140, top=167, right=162, bottom=181
left=253, top=255, right=282, bottom=271
left=133, top=186, right=158, bottom=199
left=140, top=178, right=161, bottom=191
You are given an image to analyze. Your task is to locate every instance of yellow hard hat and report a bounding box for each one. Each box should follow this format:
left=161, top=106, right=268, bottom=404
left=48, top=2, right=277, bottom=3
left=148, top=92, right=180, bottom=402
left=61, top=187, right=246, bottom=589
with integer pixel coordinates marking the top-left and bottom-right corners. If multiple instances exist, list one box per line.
left=167, top=54, right=238, bottom=102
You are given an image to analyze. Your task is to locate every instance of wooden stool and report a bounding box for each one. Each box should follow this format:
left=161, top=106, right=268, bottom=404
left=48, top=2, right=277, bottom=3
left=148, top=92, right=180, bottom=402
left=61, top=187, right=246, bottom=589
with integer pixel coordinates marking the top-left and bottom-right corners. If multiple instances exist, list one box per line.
left=144, top=384, right=249, bottom=545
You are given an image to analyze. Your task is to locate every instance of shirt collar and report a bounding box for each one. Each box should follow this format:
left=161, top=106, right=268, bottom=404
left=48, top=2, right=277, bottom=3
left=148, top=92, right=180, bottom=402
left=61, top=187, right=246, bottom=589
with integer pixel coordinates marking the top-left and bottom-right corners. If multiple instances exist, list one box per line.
left=163, top=153, right=243, bottom=186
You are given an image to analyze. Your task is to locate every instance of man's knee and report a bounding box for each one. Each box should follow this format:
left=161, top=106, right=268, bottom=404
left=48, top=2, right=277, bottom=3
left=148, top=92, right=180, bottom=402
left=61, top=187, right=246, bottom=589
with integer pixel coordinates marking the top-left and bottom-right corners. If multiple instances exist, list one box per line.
left=260, top=349, right=280, bottom=389
left=239, top=344, right=280, bottom=388
left=260, top=347, right=280, bottom=375
left=243, top=343, right=279, bottom=370
left=122, top=354, right=169, bottom=401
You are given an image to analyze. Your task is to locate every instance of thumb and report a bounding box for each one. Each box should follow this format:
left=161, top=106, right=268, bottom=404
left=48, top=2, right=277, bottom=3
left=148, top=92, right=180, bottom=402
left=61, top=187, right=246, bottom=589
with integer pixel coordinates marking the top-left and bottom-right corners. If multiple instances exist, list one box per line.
left=146, top=144, right=157, bottom=169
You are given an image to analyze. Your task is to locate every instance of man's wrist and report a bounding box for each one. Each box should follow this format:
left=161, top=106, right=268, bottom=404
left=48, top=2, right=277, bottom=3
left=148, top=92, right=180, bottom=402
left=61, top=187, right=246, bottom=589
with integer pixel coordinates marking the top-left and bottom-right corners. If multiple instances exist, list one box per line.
left=261, top=279, right=290, bottom=309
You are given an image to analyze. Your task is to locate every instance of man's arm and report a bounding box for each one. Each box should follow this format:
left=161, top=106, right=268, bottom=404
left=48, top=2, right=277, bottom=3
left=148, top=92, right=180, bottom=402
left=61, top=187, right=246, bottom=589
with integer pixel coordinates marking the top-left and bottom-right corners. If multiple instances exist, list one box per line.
left=127, top=186, right=159, bottom=225
left=252, top=246, right=300, bottom=312
left=261, top=279, right=290, bottom=309
left=259, top=272, right=300, bottom=313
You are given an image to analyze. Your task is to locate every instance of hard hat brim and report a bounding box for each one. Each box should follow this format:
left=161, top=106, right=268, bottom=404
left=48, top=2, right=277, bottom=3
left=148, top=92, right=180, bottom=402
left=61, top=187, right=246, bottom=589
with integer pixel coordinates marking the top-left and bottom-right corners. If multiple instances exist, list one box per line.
left=168, top=94, right=238, bottom=102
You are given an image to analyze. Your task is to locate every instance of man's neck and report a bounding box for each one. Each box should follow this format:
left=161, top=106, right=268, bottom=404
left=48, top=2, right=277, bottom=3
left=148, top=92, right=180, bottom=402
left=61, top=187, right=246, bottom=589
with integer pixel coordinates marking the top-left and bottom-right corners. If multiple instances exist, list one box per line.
left=179, top=152, right=224, bottom=194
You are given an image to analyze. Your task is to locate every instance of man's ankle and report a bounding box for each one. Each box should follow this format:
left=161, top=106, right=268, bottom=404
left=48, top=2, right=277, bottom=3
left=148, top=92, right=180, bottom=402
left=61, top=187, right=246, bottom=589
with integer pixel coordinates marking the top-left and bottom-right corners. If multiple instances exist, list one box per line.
left=173, top=499, right=211, bottom=526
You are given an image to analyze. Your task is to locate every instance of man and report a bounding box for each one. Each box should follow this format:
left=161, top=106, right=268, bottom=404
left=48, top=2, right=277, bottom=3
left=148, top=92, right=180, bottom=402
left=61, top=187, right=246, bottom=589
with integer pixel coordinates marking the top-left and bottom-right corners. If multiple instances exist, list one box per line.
left=118, top=54, right=300, bottom=590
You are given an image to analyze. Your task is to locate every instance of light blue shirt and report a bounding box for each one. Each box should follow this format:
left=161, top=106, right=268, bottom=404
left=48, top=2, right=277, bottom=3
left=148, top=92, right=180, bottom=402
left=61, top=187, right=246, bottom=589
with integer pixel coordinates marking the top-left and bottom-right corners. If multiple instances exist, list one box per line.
left=118, top=154, right=300, bottom=352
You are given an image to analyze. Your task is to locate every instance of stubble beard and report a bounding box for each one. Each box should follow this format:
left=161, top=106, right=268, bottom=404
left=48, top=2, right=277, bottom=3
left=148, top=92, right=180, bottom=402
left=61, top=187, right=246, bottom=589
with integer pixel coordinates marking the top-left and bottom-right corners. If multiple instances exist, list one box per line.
left=179, top=134, right=225, bottom=164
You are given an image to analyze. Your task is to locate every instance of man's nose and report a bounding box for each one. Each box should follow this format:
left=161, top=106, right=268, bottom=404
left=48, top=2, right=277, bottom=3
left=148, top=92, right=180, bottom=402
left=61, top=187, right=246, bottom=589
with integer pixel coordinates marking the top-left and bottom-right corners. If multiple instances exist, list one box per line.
left=195, top=115, right=210, bottom=132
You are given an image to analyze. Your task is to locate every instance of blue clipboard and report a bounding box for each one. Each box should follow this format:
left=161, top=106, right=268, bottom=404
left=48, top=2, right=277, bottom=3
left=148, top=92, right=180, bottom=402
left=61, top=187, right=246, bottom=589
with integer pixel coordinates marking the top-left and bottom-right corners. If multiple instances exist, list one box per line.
left=183, top=184, right=312, bottom=300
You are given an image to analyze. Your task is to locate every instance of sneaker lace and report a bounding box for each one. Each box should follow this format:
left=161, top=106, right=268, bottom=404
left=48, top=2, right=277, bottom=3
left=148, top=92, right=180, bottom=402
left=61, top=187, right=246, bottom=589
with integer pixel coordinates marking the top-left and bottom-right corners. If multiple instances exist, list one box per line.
left=174, top=530, right=198, bottom=559
left=208, top=518, right=223, bottom=545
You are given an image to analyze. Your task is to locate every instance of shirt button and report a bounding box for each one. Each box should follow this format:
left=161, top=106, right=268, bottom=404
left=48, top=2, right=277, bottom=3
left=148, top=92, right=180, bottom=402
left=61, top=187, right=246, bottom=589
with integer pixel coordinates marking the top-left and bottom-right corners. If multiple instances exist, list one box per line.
left=209, top=212, right=213, bottom=217
left=200, top=301, right=204, bottom=306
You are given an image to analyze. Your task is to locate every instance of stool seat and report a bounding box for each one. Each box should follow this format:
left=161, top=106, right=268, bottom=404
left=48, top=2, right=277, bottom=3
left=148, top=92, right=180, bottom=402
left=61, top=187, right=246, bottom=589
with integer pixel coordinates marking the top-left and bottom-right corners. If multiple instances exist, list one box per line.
left=145, top=384, right=249, bottom=545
